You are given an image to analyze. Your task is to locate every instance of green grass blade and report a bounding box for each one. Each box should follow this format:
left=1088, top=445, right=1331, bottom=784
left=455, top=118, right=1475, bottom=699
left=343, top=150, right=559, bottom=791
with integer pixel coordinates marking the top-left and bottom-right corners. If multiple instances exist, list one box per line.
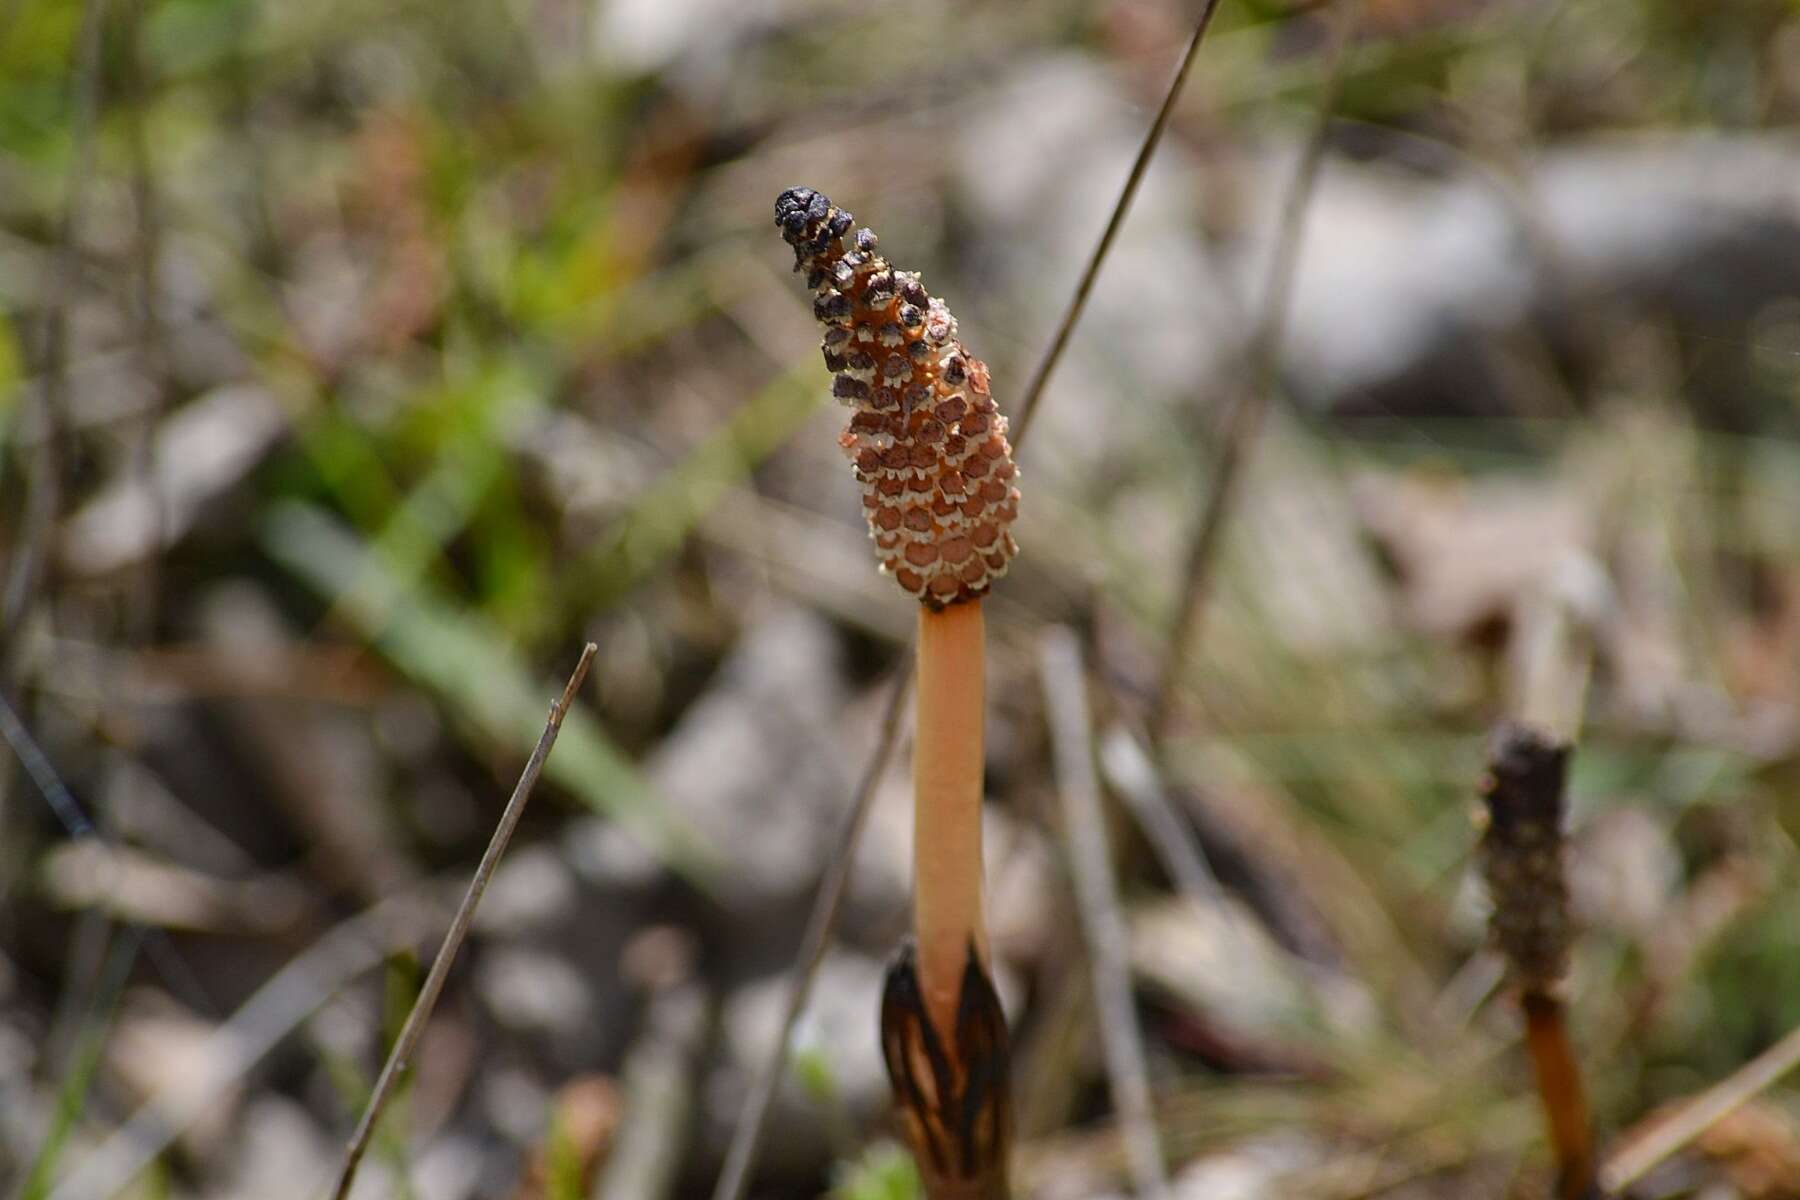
left=262, top=501, right=720, bottom=884
left=18, top=930, right=137, bottom=1200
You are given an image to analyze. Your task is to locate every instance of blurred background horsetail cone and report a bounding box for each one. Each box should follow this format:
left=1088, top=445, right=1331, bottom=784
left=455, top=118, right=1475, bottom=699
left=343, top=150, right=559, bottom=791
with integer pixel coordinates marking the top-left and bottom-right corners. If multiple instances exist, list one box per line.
left=775, top=187, right=1020, bottom=608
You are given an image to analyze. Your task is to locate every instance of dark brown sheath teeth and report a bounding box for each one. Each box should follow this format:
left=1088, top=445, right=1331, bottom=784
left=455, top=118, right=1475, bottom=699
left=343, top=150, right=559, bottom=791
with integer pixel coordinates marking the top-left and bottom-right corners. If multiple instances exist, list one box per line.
left=775, top=187, right=1020, bottom=608
left=880, top=940, right=1011, bottom=1197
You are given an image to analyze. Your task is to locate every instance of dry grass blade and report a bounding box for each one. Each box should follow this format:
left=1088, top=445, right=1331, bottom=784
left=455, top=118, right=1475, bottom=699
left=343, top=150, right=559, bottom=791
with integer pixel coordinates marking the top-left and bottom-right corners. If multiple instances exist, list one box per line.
left=326, top=642, right=597, bottom=1200
left=1096, top=725, right=1290, bottom=1000
left=16, top=928, right=137, bottom=1200
left=1151, top=0, right=1360, bottom=732
left=1097, top=725, right=1224, bottom=907
left=1040, top=627, right=1169, bottom=1200
left=49, top=893, right=438, bottom=1200
left=595, top=985, right=709, bottom=1200
left=1012, top=0, right=1229, bottom=447
left=709, top=656, right=913, bottom=1200
left=1601, top=1021, right=1800, bottom=1194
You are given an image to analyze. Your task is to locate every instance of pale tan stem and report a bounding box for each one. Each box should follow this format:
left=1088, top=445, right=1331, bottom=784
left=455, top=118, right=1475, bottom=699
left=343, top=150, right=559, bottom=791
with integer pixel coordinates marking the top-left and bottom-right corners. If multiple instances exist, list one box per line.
left=913, top=600, right=988, bottom=1037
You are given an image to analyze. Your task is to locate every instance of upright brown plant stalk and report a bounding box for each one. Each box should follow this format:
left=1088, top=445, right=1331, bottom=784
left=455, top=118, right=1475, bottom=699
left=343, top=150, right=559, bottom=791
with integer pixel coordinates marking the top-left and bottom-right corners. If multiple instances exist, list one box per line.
left=776, top=187, right=1019, bottom=1199
left=1478, top=723, right=1600, bottom=1200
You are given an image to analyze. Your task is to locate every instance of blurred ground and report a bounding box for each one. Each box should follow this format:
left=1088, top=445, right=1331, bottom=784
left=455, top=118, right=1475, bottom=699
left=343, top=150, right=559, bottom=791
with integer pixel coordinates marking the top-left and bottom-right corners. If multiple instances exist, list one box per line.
left=3, top=0, right=1800, bottom=1197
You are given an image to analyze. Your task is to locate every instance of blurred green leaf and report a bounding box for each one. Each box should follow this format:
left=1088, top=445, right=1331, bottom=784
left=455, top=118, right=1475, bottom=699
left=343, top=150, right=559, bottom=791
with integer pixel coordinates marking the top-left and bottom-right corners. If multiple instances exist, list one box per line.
left=830, top=1142, right=921, bottom=1200
left=263, top=501, right=720, bottom=883
left=17, top=932, right=135, bottom=1200
left=545, top=1113, right=585, bottom=1200
left=793, top=1045, right=837, bottom=1104
left=571, top=363, right=823, bottom=611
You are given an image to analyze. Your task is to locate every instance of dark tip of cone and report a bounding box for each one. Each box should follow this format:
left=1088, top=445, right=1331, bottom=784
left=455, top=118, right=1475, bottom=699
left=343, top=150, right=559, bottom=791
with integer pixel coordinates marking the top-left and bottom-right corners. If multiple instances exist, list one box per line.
left=1483, top=721, right=1571, bottom=829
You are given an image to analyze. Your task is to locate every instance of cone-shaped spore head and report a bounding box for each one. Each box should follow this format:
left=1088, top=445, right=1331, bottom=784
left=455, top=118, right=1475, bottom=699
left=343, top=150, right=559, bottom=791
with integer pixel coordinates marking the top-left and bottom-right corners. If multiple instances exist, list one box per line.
left=774, top=187, right=1021, bottom=608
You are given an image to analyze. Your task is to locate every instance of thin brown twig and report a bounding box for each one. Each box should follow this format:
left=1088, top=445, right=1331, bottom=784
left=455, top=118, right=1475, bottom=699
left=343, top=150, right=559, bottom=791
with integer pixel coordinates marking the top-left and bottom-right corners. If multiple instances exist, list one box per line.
left=1011, top=0, right=1230, bottom=448
left=1149, top=0, right=1360, bottom=733
left=1040, top=627, right=1169, bottom=1200
left=709, top=654, right=913, bottom=1200
left=326, top=643, right=597, bottom=1200
left=1601, top=1020, right=1800, bottom=1194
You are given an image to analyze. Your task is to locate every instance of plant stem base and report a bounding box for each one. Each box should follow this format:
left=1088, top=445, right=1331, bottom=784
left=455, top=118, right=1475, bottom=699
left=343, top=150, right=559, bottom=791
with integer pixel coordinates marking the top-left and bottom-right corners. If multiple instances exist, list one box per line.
left=880, top=940, right=1012, bottom=1200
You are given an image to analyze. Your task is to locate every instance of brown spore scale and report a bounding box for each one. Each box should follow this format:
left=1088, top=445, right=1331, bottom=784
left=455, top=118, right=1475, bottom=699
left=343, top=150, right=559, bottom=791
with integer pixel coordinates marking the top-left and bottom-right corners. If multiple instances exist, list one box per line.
left=776, top=187, right=1020, bottom=608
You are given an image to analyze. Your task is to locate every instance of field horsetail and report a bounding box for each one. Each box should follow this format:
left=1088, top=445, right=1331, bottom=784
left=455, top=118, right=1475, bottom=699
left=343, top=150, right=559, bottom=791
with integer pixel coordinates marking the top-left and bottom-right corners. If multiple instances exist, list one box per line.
left=777, top=187, right=1018, bottom=1199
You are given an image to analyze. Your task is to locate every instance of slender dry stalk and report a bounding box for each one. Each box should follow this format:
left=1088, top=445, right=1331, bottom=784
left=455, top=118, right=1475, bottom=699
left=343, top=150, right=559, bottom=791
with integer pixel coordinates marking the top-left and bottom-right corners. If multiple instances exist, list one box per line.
left=1097, top=725, right=1226, bottom=909
left=326, top=643, right=597, bottom=1200
left=1012, top=0, right=1229, bottom=446
left=1040, top=627, right=1170, bottom=1200
left=1601, top=1020, right=1800, bottom=1194
left=1477, top=722, right=1597, bottom=1200
left=1150, top=0, right=1360, bottom=733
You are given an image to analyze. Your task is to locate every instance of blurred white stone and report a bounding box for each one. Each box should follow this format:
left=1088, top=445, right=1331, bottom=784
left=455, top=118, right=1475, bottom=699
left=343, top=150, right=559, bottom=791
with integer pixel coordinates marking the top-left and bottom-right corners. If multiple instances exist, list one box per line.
left=1171, top=1134, right=1330, bottom=1199
left=411, top=1133, right=484, bottom=1200
left=208, top=1097, right=338, bottom=1200
left=1270, top=134, right=1800, bottom=415
left=60, top=382, right=286, bottom=576
left=1573, top=806, right=1680, bottom=939
left=1129, top=896, right=1317, bottom=1040
left=109, top=990, right=240, bottom=1161
left=477, top=946, right=593, bottom=1036
left=985, top=805, right=1059, bottom=965
left=483, top=1064, right=553, bottom=1145
left=473, top=843, right=578, bottom=937
left=564, top=818, right=666, bottom=890
left=592, top=0, right=782, bottom=78
left=646, top=608, right=850, bottom=910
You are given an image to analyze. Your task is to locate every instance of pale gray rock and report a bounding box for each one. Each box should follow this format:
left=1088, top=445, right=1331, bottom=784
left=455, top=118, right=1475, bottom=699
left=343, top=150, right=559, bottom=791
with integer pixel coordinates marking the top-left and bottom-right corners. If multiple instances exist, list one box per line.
left=706, top=950, right=888, bottom=1176
left=472, top=843, right=579, bottom=938
left=644, top=607, right=851, bottom=911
